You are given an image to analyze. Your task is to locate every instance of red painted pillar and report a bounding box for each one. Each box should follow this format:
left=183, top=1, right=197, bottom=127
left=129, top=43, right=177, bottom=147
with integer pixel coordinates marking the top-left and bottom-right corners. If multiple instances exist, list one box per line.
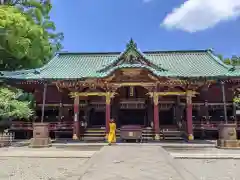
left=186, top=91, right=194, bottom=140
left=153, top=93, right=160, bottom=140
left=105, top=94, right=111, bottom=134
left=73, top=96, right=80, bottom=140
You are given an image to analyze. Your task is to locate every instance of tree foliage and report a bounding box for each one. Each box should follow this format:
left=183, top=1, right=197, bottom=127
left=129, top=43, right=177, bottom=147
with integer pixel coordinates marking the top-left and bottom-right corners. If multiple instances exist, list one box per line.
left=0, top=1, right=63, bottom=120
left=0, top=1, right=63, bottom=70
left=0, top=85, right=33, bottom=119
left=218, top=54, right=240, bottom=105
left=218, top=54, right=240, bottom=66
left=0, top=6, right=48, bottom=69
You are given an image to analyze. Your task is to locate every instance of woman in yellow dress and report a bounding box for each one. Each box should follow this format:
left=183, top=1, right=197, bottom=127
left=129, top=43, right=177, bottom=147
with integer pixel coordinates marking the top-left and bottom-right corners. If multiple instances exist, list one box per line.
left=107, top=119, right=116, bottom=145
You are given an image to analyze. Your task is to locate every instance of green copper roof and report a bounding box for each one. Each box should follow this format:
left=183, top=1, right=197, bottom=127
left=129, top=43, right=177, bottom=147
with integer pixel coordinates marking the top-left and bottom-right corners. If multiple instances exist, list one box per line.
left=0, top=40, right=236, bottom=80
left=224, top=67, right=240, bottom=77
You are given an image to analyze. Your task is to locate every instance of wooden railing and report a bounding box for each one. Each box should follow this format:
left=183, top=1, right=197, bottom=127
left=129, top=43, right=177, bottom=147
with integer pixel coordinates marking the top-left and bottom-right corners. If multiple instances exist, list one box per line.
left=10, top=121, right=74, bottom=131
left=10, top=120, right=240, bottom=131
left=10, top=122, right=33, bottom=130
left=49, top=122, right=74, bottom=131
left=193, top=121, right=238, bottom=130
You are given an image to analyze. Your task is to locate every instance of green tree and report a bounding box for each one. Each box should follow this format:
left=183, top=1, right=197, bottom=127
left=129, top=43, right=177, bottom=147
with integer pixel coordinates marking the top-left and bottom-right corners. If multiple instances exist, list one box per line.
left=0, top=85, right=33, bottom=120
left=223, top=58, right=232, bottom=65
left=0, top=1, right=63, bottom=70
left=0, top=3, right=63, bottom=123
left=0, top=5, right=50, bottom=70
left=0, top=6, right=39, bottom=123
left=21, top=0, right=64, bottom=58
left=220, top=54, right=240, bottom=105
left=231, top=55, right=240, bottom=66
left=218, top=54, right=240, bottom=66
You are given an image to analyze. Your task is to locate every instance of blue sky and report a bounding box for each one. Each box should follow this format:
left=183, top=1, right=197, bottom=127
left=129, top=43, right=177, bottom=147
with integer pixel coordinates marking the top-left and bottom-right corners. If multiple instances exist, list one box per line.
left=50, top=0, right=240, bottom=57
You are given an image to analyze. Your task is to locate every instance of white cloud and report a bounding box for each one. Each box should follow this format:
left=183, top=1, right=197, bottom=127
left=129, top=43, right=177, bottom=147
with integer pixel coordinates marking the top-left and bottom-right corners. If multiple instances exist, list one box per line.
left=162, top=0, right=240, bottom=33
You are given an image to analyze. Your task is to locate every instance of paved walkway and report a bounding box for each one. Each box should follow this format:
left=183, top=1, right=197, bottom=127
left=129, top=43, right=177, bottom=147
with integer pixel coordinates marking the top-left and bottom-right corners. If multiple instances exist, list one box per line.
left=0, top=157, right=87, bottom=180
left=2, top=145, right=240, bottom=179
left=0, top=147, right=96, bottom=158
left=80, top=145, right=196, bottom=180
left=166, top=147, right=240, bottom=159
left=52, top=141, right=216, bottom=148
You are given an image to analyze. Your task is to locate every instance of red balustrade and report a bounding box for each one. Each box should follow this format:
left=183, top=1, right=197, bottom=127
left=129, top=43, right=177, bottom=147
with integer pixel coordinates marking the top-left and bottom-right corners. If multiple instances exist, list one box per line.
left=10, top=121, right=74, bottom=131
left=9, top=121, right=240, bottom=132
left=193, top=121, right=240, bottom=130
left=49, top=122, right=74, bottom=131
left=10, top=121, right=33, bottom=130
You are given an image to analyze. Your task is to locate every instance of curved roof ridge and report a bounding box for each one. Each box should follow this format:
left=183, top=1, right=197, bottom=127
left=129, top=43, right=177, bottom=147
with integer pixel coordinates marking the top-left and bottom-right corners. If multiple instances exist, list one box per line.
left=57, top=49, right=213, bottom=55
left=0, top=54, right=60, bottom=79
left=58, top=52, right=120, bottom=56
left=143, top=49, right=209, bottom=54
left=37, top=54, right=60, bottom=71
left=98, top=39, right=168, bottom=73
left=206, top=50, right=233, bottom=70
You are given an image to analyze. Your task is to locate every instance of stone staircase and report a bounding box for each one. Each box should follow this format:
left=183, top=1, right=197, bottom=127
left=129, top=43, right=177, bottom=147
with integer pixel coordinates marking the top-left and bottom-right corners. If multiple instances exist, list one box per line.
left=161, top=128, right=184, bottom=140
left=82, top=128, right=109, bottom=141
left=142, top=128, right=155, bottom=141
left=82, top=127, right=183, bottom=141
left=83, top=127, right=156, bottom=142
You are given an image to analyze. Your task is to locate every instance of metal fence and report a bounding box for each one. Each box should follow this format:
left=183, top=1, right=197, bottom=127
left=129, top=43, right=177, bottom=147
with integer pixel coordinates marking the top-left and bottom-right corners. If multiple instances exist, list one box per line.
left=0, top=130, right=15, bottom=147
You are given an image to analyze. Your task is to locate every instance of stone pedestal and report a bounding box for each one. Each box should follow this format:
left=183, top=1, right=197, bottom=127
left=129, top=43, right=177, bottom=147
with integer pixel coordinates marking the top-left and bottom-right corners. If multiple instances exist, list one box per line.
left=29, top=123, right=51, bottom=148
left=217, top=124, right=240, bottom=149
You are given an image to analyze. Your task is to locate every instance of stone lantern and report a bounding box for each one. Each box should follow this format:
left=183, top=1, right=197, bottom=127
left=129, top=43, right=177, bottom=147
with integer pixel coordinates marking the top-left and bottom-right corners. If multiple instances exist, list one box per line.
left=217, top=82, right=240, bottom=148
left=29, top=83, right=51, bottom=148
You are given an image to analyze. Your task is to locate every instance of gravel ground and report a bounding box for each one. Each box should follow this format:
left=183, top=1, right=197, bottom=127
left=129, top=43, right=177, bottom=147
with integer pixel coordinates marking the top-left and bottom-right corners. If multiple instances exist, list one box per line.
left=177, top=159, right=240, bottom=180
left=0, top=157, right=88, bottom=180
left=1, top=145, right=240, bottom=180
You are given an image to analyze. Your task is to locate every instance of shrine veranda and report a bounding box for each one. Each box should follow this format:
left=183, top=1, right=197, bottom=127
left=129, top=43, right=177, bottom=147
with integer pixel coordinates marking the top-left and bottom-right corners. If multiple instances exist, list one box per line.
left=1, top=39, right=240, bottom=141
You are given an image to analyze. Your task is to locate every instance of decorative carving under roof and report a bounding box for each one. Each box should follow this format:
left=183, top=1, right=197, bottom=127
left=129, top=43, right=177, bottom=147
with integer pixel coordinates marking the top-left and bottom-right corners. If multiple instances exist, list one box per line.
left=97, top=39, right=168, bottom=73
left=117, top=39, right=150, bottom=66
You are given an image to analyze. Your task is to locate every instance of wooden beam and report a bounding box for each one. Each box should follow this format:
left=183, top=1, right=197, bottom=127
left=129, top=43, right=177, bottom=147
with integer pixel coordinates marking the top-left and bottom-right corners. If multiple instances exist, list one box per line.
left=70, top=92, right=106, bottom=98
left=69, top=92, right=117, bottom=98
left=147, top=90, right=198, bottom=97
left=111, top=82, right=155, bottom=87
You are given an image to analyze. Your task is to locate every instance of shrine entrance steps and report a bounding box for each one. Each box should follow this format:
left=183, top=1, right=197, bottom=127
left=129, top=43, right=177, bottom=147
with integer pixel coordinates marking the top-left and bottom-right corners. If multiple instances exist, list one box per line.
left=82, top=128, right=119, bottom=141
left=82, top=127, right=184, bottom=142
left=162, top=129, right=184, bottom=140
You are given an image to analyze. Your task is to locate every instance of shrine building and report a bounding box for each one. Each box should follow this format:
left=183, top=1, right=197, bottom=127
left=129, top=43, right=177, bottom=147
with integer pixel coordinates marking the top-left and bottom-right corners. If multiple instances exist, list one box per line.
left=1, top=39, right=240, bottom=141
